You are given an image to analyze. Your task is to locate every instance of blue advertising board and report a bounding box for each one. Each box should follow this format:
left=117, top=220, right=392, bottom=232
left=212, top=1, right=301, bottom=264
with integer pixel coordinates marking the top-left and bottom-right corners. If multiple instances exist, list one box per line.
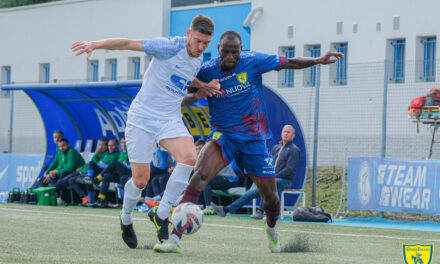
left=0, top=154, right=44, bottom=191
left=348, top=157, right=439, bottom=215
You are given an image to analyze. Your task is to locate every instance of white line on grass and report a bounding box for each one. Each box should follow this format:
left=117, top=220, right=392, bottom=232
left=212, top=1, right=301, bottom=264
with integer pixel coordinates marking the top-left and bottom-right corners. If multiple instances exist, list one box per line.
left=1, top=207, right=439, bottom=242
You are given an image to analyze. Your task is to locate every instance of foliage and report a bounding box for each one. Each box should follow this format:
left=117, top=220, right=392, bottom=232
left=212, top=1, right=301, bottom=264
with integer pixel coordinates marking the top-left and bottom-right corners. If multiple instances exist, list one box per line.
left=0, top=0, right=60, bottom=8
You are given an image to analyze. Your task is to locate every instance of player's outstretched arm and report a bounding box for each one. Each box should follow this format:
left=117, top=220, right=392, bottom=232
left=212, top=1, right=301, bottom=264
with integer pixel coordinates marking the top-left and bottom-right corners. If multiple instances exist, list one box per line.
left=71, top=38, right=143, bottom=60
left=286, top=51, right=344, bottom=69
left=182, top=79, right=220, bottom=105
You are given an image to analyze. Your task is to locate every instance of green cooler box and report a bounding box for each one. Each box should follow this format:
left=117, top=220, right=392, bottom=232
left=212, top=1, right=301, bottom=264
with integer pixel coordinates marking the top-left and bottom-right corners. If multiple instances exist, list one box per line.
left=32, top=187, right=57, bottom=206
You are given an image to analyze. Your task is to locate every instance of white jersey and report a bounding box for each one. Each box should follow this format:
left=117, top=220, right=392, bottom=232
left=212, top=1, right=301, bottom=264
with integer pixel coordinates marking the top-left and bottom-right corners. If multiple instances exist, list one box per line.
left=127, top=36, right=202, bottom=129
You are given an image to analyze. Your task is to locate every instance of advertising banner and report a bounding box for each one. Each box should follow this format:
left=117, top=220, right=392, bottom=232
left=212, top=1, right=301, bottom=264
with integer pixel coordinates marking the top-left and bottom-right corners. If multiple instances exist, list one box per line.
left=348, top=157, right=439, bottom=215
left=0, top=154, right=44, bottom=191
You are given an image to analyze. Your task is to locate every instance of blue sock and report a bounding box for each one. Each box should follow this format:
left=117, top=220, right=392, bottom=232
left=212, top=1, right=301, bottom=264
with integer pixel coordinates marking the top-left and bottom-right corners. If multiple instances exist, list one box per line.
left=87, top=169, right=94, bottom=178
left=88, top=192, right=95, bottom=203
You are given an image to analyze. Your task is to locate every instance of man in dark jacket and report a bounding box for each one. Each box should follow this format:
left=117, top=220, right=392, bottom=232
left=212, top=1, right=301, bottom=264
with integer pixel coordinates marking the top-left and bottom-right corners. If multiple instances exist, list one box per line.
left=212, top=125, right=300, bottom=219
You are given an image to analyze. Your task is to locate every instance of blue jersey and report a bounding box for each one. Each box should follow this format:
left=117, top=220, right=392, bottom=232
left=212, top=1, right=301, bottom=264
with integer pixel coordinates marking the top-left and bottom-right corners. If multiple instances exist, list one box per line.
left=197, top=51, right=286, bottom=141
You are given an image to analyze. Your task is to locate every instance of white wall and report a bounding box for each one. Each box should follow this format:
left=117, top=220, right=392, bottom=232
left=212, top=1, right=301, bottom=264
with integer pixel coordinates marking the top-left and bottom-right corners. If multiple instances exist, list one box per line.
left=250, top=0, right=440, bottom=165
left=251, top=0, right=440, bottom=63
left=0, top=0, right=170, bottom=153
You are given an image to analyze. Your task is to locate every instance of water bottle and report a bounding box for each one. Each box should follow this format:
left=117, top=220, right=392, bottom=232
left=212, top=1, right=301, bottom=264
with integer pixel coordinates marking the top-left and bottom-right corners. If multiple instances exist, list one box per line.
left=0, top=192, right=9, bottom=203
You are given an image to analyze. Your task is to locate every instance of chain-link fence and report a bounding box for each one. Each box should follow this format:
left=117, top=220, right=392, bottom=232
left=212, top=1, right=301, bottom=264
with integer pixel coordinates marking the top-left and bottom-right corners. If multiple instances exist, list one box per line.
left=3, top=59, right=440, bottom=162
left=263, top=59, right=440, bottom=167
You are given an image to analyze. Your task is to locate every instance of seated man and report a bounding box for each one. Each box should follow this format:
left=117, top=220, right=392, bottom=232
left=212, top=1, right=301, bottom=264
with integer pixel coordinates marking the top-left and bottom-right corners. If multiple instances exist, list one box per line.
left=94, top=136, right=131, bottom=207
left=41, top=138, right=85, bottom=187
left=86, top=138, right=120, bottom=180
left=35, top=130, right=64, bottom=188
left=68, top=138, right=109, bottom=204
left=145, top=147, right=175, bottom=203
left=201, top=160, right=242, bottom=214
left=212, top=125, right=300, bottom=219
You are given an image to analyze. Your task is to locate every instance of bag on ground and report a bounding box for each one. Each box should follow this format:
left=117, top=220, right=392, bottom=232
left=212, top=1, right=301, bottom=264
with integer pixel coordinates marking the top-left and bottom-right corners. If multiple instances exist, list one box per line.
left=292, top=206, right=332, bottom=223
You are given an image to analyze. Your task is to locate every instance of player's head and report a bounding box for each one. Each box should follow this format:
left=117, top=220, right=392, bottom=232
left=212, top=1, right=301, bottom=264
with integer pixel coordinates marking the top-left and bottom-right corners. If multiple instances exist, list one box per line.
left=194, top=140, right=206, bottom=156
left=53, top=130, right=64, bottom=144
left=218, top=30, right=242, bottom=70
left=97, top=138, right=108, bottom=153
left=120, top=135, right=127, bottom=152
left=186, top=14, right=214, bottom=57
left=281, top=125, right=295, bottom=144
left=108, top=139, right=119, bottom=153
left=57, top=138, right=69, bottom=153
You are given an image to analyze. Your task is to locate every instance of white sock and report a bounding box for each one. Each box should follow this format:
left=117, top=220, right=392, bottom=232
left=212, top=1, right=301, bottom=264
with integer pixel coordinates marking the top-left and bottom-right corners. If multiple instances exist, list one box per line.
left=121, top=179, right=143, bottom=225
left=170, top=234, right=180, bottom=245
left=156, top=162, right=193, bottom=220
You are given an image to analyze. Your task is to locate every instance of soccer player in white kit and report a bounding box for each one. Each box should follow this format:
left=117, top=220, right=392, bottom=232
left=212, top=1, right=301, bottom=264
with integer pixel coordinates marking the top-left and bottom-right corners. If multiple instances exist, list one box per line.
left=71, top=15, right=218, bottom=248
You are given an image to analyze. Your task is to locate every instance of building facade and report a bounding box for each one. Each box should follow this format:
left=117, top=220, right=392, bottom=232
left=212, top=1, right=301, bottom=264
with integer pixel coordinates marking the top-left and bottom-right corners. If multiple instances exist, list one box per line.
left=2, top=0, right=440, bottom=165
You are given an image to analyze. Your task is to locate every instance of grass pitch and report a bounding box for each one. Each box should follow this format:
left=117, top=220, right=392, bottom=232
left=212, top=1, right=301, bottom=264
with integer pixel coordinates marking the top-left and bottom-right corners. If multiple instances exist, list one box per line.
left=0, top=204, right=439, bottom=264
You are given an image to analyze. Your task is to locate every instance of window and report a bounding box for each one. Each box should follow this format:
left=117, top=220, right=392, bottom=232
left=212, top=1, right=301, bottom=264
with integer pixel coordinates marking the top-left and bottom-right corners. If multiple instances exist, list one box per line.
left=39, top=63, right=50, bottom=83
left=127, top=57, right=140, bottom=80
left=87, top=60, right=99, bottom=82
left=1, top=66, right=11, bottom=84
left=110, top=60, right=117, bottom=81
left=304, top=45, right=321, bottom=86
left=1, top=66, right=11, bottom=97
left=203, top=52, right=211, bottom=62
left=105, top=59, right=117, bottom=81
left=417, top=36, right=436, bottom=82
left=330, top=43, right=348, bottom=85
left=133, top=58, right=140, bottom=80
left=279, top=47, right=294, bottom=87
left=388, top=39, right=405, bottom=83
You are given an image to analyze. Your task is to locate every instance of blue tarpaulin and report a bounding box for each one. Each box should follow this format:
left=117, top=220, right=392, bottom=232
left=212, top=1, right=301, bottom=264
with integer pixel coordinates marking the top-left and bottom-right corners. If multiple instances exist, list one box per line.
left=2, top=81, right=308, bottom=206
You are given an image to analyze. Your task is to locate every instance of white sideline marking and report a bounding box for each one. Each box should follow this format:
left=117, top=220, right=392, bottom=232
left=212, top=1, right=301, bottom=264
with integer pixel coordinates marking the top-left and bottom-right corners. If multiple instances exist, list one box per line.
left=1, top=207, right=439, bottom=242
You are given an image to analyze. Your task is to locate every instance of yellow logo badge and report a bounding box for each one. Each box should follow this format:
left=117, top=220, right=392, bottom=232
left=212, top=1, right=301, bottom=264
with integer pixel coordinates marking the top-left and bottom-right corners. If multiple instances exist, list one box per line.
left=402, top=244, right=433, bottom=264
left=236, top=72, right=248, bottom=84
left=212, top=132, right=223, bottom=140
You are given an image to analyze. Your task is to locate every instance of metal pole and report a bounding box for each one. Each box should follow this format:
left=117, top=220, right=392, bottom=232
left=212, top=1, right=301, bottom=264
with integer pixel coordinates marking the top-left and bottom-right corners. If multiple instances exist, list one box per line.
left=381, top=60, right=388, bottom=159
left=312, top=65, right=321, bottom=207
left=379, top=60, right=389, bottom=218
left=8, top=90, right=14, bottom=153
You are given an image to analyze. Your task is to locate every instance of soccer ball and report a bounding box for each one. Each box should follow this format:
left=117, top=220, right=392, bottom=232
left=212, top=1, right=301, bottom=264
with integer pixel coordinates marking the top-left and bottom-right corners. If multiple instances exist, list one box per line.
left=171, top=202, right=204, bottom=235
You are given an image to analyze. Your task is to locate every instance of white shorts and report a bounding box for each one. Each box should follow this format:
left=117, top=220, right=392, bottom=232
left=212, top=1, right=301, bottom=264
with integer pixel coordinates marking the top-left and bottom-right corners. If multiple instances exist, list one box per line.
left=125, top=118, right=192, bottom=163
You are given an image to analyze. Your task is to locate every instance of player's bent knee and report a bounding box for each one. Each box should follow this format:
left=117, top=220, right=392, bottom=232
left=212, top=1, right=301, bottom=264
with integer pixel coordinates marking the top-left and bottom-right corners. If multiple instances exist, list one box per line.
left=178, top=155, right=197, bottom=167
left=131, top=176, right=149, bottom=189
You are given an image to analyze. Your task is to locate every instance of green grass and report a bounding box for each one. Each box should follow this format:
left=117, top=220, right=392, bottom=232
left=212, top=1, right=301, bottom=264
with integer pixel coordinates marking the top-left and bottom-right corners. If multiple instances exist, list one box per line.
left=1, top=204, right=439, bottom=264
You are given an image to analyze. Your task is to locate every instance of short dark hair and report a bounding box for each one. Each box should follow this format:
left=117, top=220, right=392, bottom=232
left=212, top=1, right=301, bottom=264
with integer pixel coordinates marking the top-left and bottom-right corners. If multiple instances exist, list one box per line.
left=99, top=138, right=108, bottom=143
left=109, top=138, right=119, bottom=145
left=191, top=14, right=214, bottom=36
left=120, top=135, right=125, bottom=140
left=194, top=140, right=206, bottom=147
left=54, top=130, right=64, bottom=136
left=58, top=138, right=69, bottom=144
left=220, top=30, right=242, bottom=43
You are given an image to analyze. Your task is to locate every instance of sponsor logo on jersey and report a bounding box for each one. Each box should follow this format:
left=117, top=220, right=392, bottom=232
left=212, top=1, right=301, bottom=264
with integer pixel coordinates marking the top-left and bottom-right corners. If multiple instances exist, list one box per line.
left=212, top=132, right=223, bottom=140
left=236, top=72, right=248, bottom=84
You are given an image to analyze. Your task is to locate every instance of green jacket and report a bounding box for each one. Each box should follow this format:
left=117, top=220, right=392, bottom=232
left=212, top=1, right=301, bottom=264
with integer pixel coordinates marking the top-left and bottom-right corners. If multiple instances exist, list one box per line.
left=47, top=147, right=85, bottom=175
left=79, top=151, right=120, bottom=173
left=117, top=151, right=129, bottom=165
left=101, top=151, right=120, bottom=165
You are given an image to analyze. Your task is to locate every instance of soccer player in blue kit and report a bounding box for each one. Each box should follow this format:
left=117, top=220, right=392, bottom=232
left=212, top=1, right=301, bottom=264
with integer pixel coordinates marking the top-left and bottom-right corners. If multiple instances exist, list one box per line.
left=153, top=30, right=343, bottom=253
